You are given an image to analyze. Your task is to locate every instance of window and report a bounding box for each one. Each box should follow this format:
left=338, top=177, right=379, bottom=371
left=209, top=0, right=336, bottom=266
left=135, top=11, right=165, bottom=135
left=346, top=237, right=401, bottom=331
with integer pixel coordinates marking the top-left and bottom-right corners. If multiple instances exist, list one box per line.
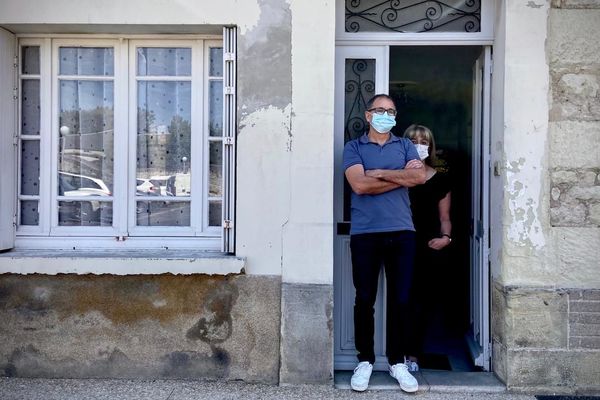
left=16, top=37, right=233, bottom=251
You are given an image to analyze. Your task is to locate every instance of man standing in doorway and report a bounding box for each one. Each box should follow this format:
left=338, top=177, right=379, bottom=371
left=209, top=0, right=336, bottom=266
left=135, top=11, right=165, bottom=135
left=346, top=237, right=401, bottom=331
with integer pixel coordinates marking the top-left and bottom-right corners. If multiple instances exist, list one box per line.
left=343, top=94, right=426, bottom=392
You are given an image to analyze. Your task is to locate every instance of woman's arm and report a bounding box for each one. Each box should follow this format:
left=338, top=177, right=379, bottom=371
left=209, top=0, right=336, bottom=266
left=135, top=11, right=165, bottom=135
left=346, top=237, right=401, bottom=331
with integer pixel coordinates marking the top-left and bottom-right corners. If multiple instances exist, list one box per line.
left=428, top=191, right=452, bottom=250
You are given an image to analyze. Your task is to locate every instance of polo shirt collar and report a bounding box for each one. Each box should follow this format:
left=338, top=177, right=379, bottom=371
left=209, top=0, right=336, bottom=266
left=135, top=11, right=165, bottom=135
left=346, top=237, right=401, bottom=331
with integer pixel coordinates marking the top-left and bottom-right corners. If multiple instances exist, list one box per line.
left=359, top=133, right=401, bottom=144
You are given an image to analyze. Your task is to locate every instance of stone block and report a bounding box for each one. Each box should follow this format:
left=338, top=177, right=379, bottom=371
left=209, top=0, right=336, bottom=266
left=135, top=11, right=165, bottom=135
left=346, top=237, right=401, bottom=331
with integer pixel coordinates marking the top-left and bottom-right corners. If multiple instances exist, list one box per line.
left=569, top=289, right=600, bottom=301
left=589, top=203, right=600, bottom=225
left=507, top=350, right=600, bottom=392
left=551, top=73, right=600, bottom=121
left=497, top=286, right=568, bottom=349
left=554, top=228, right=600, bottom=288
left=569, top=312, right=600, bottom=324
left=550, top=121, right=600, bottom=169
left=553, top=0, right=600, bottom=8
left=570, top=301, right=600, bottom=313
left=570, top=336, right=600, bottom=349
left=548, top=10, right=600, bottom=66
left=279, top=283, right=333, bottom=385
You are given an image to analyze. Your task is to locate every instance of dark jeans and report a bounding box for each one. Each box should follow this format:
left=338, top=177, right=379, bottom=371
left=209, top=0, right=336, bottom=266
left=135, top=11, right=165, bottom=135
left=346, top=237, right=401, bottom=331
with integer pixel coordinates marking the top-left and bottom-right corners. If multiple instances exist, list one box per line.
left=350, top=230, right=417, bottom=366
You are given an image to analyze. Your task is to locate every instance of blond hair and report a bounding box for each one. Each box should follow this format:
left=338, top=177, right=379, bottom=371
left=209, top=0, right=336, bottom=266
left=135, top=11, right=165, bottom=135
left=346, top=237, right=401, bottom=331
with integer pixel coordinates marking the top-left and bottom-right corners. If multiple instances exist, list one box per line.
left=403, top=124, right=437, bottom=166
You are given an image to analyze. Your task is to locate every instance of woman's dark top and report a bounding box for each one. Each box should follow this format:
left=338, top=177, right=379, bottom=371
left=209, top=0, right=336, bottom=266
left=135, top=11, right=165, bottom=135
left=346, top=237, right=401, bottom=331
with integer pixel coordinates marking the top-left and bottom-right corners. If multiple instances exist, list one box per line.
left=409, top=171, right=451, bottom=243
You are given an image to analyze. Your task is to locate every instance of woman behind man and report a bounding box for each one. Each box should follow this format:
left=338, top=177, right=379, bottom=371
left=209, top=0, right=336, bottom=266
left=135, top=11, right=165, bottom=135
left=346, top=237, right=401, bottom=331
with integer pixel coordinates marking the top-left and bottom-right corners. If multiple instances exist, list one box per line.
left=404, top=124, right=452, bottom=371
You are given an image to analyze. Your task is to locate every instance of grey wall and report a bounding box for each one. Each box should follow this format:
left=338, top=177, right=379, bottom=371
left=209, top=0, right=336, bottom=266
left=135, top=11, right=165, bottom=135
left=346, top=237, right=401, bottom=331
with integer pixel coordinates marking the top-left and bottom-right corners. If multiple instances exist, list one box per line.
left=0, top=274, right=282, bottom=383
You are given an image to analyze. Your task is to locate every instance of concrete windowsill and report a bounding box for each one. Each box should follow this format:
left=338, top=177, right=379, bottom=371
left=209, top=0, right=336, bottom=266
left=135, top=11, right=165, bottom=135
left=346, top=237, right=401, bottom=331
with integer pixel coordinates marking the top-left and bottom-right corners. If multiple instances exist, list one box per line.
left=0, top=249, right=245, bottom=275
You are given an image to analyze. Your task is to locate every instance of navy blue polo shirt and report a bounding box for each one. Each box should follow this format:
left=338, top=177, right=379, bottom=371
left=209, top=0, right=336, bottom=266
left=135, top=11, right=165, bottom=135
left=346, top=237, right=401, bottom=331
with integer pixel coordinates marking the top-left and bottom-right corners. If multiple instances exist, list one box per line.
left=343, top=133, right=420, bottom=235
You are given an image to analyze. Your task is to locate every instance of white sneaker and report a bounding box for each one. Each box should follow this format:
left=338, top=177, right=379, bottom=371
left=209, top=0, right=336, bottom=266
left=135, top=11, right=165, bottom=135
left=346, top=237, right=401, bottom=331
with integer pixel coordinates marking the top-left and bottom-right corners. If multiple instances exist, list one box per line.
left=350, top=361, right=373, bottom=392
left=404, top=356, right=419, bottom=372
left=389, top=362, right=418, bottom=393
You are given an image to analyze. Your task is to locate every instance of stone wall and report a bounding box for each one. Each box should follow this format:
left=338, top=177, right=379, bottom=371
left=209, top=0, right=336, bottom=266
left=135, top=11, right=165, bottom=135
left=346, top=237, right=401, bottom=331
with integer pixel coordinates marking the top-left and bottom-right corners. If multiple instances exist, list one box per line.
left=494, top=0, right=600, bottom=394
left=0, top=274, right=281, bottom=383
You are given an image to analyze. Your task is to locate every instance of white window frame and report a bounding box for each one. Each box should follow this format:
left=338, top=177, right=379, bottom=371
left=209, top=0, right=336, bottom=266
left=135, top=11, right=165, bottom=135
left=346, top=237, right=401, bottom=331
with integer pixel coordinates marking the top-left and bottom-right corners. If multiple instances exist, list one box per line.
left=127, top=39, right=200, bottom=237
left=335, top=0, right=495, bottom=44
left=14, top=34, right=231, bottom=251
left=51, top=38, right=122, bottom=237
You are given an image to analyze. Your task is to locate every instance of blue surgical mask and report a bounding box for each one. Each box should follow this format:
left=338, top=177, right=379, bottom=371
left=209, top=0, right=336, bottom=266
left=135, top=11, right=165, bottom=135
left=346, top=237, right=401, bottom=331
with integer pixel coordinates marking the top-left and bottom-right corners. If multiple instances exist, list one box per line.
left=370, top=112, right=396, bottom=134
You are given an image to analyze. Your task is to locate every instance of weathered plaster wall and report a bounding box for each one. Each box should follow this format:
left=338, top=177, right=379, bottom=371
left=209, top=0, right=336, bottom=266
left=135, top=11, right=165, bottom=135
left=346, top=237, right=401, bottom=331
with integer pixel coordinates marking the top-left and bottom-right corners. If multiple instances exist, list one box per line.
left=0, top=0, right=336, bottom=384
left=0, top=274, right=281, bottom=382
left=493, top=0, right=600, bottom=393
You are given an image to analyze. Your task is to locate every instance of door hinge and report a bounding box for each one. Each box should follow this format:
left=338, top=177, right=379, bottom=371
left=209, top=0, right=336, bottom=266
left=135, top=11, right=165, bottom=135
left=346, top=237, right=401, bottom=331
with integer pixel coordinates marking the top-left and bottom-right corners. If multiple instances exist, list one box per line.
left=223, top=219, right=233, bottom=229
left=224, top=136, right=234, bottom=146
left=13, top=87, right=18, bottom=100
left=13, top=136, right=19, bottom=146
left=489, top=59, right=493, bottom=75
left=13, top=56, right=18, bottom=69
left=224, top=86, right=235, bottom=95
left=13, top=214, right=17, bottom=227
left=224, top=52, right=235, bottom=62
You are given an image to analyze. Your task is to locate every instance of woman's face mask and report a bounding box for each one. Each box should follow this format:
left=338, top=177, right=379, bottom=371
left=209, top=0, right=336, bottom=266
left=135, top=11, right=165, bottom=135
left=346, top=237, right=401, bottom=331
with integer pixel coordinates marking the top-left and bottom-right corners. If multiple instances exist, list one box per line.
left=415, top=144, right=429, bottom=160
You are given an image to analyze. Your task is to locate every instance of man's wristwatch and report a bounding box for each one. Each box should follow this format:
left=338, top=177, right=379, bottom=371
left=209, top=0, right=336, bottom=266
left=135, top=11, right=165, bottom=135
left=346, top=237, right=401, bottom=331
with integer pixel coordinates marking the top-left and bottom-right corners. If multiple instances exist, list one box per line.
left=442, top=233, right=452, bottom=242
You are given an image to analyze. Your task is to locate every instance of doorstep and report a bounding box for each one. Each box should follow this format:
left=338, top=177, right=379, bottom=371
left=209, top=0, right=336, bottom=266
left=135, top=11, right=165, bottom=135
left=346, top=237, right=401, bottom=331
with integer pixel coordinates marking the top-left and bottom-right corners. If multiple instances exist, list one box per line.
left=334, top=370, right=506, bottom=393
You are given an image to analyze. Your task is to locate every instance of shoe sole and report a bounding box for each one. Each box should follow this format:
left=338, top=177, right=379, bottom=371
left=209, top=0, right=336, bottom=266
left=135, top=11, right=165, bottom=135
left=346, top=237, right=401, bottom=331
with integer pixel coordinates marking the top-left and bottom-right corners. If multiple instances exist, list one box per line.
left=351, top=384, right=368, bottom=392
left=400, top=384, right=418, bottom=393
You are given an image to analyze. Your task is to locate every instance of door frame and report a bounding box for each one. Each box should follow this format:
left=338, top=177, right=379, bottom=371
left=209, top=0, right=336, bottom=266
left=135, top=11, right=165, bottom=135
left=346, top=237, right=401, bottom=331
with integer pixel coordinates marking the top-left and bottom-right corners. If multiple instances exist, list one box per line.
left=333, top=43, right=493, bottom=371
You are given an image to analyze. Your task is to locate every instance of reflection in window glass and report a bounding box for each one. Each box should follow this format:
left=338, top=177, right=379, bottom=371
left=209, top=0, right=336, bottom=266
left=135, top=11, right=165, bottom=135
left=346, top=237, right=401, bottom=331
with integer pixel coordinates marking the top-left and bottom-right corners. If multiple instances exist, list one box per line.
left=21, top=140, right=40, bottom=196
left=59, top=47, right=114, bottom=76
left=137, top=48, right=191, bottom=76
left=209, top=47, right=223, bottom=77
left=137, top=81, right=191, bottom=200
left=58, top=80, right=114, bottom=193
left=209, top=81, right=223, bottom=137
left=58, top=201, right=113, bottom=226
left=22, top=46, right=40, bottom=75
left=20, top=201, right=39, bottom=226
left=22, top=80, right=40, bottom=135
left=136, top=201, right=190, bottom=226
left=209, top=142, right=222, bottom=197
left=209, top=200, right=222, bottom=227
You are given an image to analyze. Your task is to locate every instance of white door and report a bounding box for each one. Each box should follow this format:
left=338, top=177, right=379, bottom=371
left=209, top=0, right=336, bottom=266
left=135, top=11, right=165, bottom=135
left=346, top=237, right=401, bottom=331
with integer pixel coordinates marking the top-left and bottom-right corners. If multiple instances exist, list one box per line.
left=0, top=28, right=16, bottom=251
left=333, top=45, right=390, bottom=371
left=467, top=46, right=491, bottom=371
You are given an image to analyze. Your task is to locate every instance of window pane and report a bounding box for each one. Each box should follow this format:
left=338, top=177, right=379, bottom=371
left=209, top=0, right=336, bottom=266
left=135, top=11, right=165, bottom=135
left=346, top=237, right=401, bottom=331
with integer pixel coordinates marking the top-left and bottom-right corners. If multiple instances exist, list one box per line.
left=22, top=46, right=40, bottom=75
left=137, top=81, right=191, bottom=196
left=21, top=140, right=40, bottom=195
left=209, top=200, right=222, bottom=227
left=137, top=48, right=191, bottom=76
left=345, top=0, right=481, bottom=33
left=59, top=47, right=114, bottom=76
left=58, top=201, right=112, bottom=226
left=136, top=201, right=190, bottom=226
left=20, top=200, right=39, bottom=226
left=209, top=47, right=223, bottom=77
left=209, top=80, right=223, bottom=137
left=209, top=141, right=222, bottom=197
left=22, top=79, right=40, bottom=135
left=59, top=80, right=114, bottom=195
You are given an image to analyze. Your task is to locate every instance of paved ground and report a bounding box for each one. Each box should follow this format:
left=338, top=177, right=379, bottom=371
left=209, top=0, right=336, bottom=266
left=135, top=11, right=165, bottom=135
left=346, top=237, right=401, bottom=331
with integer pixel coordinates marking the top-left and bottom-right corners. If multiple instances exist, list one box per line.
left=0, top=377, right=539, bottom=400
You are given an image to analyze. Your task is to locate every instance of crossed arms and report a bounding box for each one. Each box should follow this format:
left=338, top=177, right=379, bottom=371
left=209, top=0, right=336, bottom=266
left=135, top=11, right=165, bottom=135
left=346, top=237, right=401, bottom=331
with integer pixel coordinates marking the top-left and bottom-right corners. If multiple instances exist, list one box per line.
left=345, top=159, right=427, bottom=195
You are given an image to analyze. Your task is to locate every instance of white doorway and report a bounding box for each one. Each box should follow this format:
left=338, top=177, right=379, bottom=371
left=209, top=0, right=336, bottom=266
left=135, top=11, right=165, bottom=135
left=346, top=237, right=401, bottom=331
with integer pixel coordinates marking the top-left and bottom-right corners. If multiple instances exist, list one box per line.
left=333, top=45, right=492, bottom=372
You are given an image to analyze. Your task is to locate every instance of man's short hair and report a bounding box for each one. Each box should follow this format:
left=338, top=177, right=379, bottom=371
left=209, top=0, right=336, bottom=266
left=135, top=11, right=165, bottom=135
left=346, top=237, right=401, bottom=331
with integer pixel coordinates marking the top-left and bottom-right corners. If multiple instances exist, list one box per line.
left=366, top=94, right=396, bottom=110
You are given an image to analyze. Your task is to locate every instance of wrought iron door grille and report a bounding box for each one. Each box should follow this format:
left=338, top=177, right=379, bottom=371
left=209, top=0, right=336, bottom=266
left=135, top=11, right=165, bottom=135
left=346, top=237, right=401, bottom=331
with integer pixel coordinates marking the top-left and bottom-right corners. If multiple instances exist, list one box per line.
left=345, top=0, right=481, bottom=33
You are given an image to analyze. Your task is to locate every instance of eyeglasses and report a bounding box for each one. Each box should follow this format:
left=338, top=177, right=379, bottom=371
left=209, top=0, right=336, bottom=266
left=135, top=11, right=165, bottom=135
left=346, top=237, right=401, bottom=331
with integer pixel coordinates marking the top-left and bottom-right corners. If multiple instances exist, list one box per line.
left=367, top=107, right=397, bottom=116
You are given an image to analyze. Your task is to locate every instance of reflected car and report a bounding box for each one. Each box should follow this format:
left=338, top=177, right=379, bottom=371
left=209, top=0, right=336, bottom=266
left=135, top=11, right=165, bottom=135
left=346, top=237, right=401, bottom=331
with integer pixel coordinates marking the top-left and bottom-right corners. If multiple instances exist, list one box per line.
left=58, top=171, right=112, bottom=225
left=136, top=178, right=161, bottom=196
